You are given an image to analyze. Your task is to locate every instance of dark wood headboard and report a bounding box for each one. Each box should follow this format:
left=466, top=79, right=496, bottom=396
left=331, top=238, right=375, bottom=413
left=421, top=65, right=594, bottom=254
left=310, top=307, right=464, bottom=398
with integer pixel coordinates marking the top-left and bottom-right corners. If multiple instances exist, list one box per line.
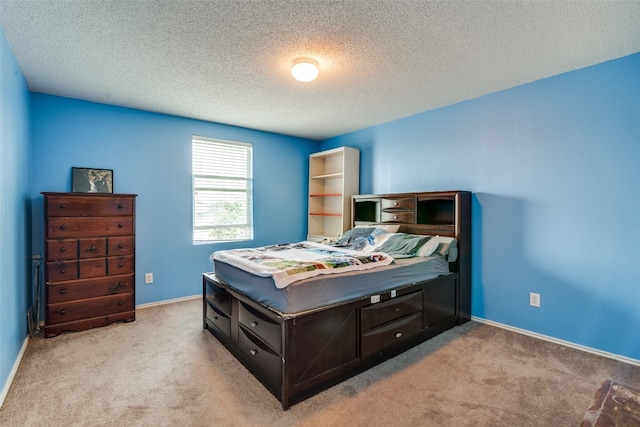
left=352, top=191, right=472, bottom=322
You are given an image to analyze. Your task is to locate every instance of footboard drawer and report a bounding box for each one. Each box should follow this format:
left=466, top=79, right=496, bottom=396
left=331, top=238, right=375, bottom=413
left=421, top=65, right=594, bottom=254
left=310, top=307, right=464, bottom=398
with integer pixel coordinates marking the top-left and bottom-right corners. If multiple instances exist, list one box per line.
left=238, top=326, right=282, bottom=385
left=361, top=312, right=423, bottom=358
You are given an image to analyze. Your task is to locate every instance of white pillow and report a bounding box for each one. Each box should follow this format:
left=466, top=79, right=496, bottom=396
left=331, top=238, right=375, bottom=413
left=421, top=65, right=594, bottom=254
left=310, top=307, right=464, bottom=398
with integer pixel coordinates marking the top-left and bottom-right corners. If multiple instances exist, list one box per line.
left=417, top=235, right=441, bottom=257
left=435, top=236, right=458, bottom=262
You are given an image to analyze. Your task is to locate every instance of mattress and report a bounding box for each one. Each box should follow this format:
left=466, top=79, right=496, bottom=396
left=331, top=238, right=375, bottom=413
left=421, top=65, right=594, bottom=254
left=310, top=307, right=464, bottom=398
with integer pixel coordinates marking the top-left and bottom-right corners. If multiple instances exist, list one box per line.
left=213, top=254, right=451, bottom=315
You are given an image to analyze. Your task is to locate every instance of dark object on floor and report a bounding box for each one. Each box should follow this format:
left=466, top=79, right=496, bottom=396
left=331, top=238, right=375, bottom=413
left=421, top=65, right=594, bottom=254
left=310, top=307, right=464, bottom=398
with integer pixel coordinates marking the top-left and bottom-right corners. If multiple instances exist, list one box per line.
left=581, top=379, right=640, bottom=426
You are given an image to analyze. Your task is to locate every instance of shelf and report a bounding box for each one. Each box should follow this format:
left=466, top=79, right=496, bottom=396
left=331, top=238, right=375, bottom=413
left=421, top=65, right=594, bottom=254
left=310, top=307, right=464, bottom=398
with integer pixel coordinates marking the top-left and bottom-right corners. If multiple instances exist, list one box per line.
left=311, top=172, right=343, bottom=180
left=307, top=146, right=360, bottom=240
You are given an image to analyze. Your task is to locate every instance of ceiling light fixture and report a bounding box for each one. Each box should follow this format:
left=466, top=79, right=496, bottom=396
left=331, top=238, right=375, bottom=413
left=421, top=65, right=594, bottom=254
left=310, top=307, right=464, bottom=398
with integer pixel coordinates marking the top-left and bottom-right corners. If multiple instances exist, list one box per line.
left=291, top=58, right=319, bottom=82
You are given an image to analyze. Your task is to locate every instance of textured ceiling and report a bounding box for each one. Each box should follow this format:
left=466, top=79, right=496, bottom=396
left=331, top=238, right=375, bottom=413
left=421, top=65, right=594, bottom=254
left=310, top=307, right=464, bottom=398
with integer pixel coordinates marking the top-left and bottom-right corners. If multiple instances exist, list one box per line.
left=2, top=1, right=640, bottom=140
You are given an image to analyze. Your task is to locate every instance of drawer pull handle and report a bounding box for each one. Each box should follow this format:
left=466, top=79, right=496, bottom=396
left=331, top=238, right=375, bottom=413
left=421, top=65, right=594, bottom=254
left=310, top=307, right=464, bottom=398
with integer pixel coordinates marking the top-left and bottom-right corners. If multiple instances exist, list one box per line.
left=60, top=309, right=67, bottom=315
left=250, top=349, right=258, bottom=356
left=394, top=307, right=400, bottom=312
left=60, top=288, right=67, bottom=294
left=395, top=332, right=402, bottom=338
left=250, top=321, right=258, bottom=327
left=60, top=247, right=66, bottom=252
left=60, top=225, right=67, bottom=230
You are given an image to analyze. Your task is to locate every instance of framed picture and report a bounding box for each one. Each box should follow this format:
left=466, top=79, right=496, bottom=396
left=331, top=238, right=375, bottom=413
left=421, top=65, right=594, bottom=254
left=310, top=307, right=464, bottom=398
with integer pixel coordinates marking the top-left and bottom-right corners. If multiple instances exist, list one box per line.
left=72, top=167, right=113, bottom=193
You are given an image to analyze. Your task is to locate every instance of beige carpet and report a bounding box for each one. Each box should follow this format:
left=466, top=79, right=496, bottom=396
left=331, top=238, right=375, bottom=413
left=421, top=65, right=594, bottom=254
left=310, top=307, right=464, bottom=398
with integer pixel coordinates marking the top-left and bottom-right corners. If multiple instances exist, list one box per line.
left=2, top=298, right=639, bottom=427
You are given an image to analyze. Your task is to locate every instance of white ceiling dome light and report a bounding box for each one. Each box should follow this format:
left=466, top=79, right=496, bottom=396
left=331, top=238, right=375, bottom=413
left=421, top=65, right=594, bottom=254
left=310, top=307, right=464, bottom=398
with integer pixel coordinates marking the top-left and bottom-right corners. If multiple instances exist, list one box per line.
left=291, top=58, right=319, bottom=82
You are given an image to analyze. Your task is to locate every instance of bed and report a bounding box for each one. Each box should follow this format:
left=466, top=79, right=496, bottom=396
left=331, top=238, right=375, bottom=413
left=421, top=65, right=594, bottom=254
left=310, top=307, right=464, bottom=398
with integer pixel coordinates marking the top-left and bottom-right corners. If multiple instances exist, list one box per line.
left=202, top=191, right=471, bottom=409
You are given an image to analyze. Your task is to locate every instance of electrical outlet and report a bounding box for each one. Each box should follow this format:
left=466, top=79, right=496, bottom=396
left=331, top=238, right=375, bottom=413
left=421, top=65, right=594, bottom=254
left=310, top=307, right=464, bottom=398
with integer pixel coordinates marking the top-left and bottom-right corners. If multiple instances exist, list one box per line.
left=145, top=273, right=153, bottom=284
left=529, top=292, right=540, bottom=307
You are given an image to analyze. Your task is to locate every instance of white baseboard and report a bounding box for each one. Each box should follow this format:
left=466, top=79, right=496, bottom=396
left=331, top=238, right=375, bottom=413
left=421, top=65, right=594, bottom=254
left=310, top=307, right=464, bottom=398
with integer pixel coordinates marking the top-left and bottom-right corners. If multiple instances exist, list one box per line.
left=472, top=316, right=640, bottom=367
left=136, top=294, right=200, bottom=310
left=0, top=336, right=29, bottom=409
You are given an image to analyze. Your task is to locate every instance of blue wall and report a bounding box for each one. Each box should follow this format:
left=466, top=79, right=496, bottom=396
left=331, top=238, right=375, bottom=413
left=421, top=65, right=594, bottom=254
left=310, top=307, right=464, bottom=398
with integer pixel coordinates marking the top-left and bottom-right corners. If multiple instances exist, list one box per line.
left=0, top=29, right=32, bottom=400
left=323, top=53, right=640, bottom=361
left=30, top=95, right=319, bottom=305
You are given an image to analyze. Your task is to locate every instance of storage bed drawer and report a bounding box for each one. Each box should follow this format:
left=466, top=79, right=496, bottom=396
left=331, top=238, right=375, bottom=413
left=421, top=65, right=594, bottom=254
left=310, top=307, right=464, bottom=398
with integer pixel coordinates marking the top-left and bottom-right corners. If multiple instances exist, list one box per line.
left=205, top=282, right=231, bottom=316
left=206, top=303, right=231, bottom=338
left=361, top=312, right=423, bottom=358
left=238, top=302, right=282, bottom=353
left=361, top=291, right=422, bottom=331
left=238, top=326, right=282, bottom=385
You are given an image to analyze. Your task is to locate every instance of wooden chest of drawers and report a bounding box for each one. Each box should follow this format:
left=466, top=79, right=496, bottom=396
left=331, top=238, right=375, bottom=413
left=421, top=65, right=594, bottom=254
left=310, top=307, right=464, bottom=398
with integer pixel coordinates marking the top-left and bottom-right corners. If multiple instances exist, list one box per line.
left=43, top=192, right=137, bottom=337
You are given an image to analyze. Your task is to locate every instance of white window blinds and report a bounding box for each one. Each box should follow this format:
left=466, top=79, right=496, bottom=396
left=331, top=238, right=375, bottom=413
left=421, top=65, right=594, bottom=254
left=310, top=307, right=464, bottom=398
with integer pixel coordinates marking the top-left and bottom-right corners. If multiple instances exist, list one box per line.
left=192, top=136, right=253, bottom=243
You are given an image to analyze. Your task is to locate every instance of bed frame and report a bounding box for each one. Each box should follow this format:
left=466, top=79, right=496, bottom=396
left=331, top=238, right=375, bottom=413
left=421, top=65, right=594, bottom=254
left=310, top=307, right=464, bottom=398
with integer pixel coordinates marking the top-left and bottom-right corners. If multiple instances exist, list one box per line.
left=202, top=191, right=471, bottom=409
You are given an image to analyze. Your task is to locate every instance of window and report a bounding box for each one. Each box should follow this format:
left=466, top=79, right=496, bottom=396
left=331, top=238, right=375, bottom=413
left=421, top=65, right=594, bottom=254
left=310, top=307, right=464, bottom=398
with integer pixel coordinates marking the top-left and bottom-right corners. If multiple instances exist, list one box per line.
left=192, top=136, right=253, bottom=243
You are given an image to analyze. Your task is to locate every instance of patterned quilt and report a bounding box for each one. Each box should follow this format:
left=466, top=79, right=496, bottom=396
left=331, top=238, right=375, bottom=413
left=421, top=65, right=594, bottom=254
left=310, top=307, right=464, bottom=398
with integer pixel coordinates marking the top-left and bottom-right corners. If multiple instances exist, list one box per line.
left=212, top=241, right=394, bottom=289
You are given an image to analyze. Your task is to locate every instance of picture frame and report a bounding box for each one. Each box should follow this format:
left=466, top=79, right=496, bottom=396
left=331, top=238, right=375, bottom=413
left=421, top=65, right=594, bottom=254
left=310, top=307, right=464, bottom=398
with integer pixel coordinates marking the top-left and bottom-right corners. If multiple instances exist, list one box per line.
left=71, top=167, right=113, bottom=193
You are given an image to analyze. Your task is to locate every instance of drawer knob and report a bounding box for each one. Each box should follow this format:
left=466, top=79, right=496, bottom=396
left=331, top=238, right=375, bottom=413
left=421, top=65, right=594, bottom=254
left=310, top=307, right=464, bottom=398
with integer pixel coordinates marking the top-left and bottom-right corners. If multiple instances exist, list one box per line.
left=118, top=223, right=124, bottom=228
left=118, top=301, right=123, bottom=306
left=60, top=247, right=66, bottom=252
left=118, top=244, right=124, bottom=249
left=395, top=332, right=402, bottom=338
left=61, top=309, right=67, bottom=315
left=90, top=245, right=96, bottom=251
left=394, top=307, right=400, bottom=312
left=60, top=225, right=67, bottom=230
left=250, top=349, right=258, bottom=356
left=118, top=282, right=125, bottom=287
left=60, top=268, right=66, bottom=274
left=118, top=204, right=123, bottom=209
left=118, top=263, right=124, bottom=267
left=60, top=288, right=67, bottom=294
left=250, top=321, right=258, bottom=327
left=393, top=215, right=398, bottom=220
left=60, top=204, right=66, bottom=209
left=394, top=201, right=398, bottom=206
left=213, top=315, right=218, bottom=320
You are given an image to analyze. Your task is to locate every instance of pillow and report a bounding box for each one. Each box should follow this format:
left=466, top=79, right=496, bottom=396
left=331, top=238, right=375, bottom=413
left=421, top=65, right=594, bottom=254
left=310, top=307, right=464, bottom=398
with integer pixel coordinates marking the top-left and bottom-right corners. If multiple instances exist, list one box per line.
left=415, top=235, right=459, bottom=261
left=417, top=235, right=441, bottom=257
left=434, top=236, right=458, bottom=262
left=355, top=223, right=400, bottom=233
left=334, top=227, right=376, bottom=246
left=374, top=233, right=435, bottom=258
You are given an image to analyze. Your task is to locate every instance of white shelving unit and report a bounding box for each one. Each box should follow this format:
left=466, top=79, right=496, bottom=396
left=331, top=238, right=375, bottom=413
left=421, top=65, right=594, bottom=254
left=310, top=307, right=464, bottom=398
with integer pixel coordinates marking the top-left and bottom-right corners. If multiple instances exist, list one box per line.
left=307, top=146, right=360, bottom=242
